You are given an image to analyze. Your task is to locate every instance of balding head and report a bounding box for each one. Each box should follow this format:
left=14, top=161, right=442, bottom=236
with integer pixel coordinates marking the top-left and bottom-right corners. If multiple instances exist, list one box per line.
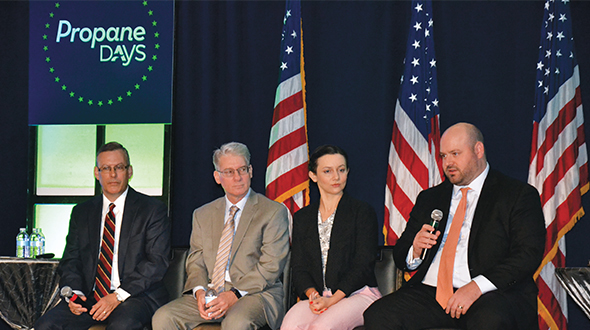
left=440, top=123, right=487, bottom=186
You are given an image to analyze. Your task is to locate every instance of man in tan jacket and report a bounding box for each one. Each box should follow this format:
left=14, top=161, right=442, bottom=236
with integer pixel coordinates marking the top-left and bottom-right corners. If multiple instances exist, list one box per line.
left=153, top=142, right=290, bottom=330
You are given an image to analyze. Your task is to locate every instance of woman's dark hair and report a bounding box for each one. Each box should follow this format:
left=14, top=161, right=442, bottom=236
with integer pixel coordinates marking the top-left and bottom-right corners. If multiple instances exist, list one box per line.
left=308, top=145, right=348, bottom=174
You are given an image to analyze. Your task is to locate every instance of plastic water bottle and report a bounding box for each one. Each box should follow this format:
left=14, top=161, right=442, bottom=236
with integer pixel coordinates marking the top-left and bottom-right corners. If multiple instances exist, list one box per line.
left=205, top=284, right=218, bottom=305
left=30, top=228, right=43, bottom=257
left=16, top=228, right=30, bottom=258
left=37, top=228, right=46, bottom=255
left=204, top=284, right=217, bottom=316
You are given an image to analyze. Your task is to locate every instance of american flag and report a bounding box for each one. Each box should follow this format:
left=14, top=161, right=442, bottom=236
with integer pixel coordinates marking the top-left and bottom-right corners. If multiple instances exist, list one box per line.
left=384, top=0, right=443, bottom=245
left=528, top=1, right=588, bottom=329
left=266, top=0, right=310, bottom=225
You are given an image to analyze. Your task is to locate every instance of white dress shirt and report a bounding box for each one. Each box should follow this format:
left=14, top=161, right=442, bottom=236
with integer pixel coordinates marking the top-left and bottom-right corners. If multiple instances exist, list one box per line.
left=99, top=187, right=131, bottom=301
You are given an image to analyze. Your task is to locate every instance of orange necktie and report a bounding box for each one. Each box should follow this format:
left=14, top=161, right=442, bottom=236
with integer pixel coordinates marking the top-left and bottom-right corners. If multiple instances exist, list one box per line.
left=436, top=187, right=470, bottom=309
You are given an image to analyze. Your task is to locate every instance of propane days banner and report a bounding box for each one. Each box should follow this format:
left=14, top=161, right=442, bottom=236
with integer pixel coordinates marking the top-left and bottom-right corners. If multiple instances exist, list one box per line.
left=29, top=1, right=173, bottom=125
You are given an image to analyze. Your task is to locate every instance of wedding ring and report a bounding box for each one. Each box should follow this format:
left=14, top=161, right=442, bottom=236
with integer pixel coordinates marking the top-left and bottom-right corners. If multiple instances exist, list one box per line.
left=103, top=311, right=107, bottom=314
left=458, top=306, right=463, bottom=309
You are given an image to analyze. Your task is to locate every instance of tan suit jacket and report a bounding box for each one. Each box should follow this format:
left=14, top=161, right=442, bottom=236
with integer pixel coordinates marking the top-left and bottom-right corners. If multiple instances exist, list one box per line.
left=184, top=190, right=290, bottom=329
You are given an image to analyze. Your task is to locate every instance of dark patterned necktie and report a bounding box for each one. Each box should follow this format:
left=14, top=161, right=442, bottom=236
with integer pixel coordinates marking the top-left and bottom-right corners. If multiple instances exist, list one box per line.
left=94, top=203, right=116, bottom=301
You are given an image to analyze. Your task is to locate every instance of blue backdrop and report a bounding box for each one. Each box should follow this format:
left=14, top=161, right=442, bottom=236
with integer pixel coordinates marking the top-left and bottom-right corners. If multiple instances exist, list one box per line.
left=2, top=1, right=590, bottom=328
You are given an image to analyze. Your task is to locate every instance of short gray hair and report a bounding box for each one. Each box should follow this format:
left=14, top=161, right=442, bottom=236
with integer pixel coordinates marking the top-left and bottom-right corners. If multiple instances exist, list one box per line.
left=212, top=142, right=251, bottom=171
left=96, top=142, right=130, bottom=166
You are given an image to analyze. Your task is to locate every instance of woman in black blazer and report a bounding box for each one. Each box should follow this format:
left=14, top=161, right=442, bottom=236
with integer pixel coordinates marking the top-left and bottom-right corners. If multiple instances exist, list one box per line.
left=281, top=145, right=381, bottom=330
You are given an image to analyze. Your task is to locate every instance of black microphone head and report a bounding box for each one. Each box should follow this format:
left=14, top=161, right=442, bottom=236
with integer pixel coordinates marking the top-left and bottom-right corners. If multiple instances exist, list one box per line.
left=60, top=286, right=73, bottom=298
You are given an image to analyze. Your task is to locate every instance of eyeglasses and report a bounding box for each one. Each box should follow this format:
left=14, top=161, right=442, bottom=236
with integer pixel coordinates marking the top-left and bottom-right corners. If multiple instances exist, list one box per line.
left=217, top=166, right=250, bottom=178
left=98, top=164, right=129, bottom=173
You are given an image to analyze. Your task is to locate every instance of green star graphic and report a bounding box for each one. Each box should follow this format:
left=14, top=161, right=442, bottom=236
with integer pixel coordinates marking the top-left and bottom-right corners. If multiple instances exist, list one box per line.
left=45, top=57, right=51, bottom=63
left=49, top=67, right=55, bottom=73
left=152, top=55, right=157, bottom=61
left=118, top=96, right=123, bottom=102
left=154, top=32, right=159, bottom=38
left=126, top=91, right=132, bottom=97
left=143, top=1, right=147, bottom=6
left=45, top=23, right=50, bottom=29
left=108, top=99, right=113, bottom=105
left=148, top=10, right=153, bottom=16
left=98, top=101, right=103, bottom=107
left=55, top=3, right=60, bottom=8
left=148, top=66, right=153, bottom=72
left=155, top=43, right=160, bottom=49
left=69, top=92, right=75, bottom=97
left=50, top=12, right=54, bottom=18
left=152, top=21, right=157, bottom=27
left=135, top=84, right=140, bottom=90
left=61, top=85, right=67, bottom=91
left=43, top=46, right=48, bottom=51
left=78, top=97, right=84, bottom=102
left=43, top=35, right=48, bottom=40
left=88, top=100, right=93, bottom=105
left=55, top=77, right=60, bottom=82
left=142, top=75, right=147, bottom=81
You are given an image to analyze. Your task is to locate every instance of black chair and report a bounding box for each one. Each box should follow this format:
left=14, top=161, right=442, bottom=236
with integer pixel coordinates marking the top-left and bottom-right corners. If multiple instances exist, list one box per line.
left=353, top=246, right=400, bottom=330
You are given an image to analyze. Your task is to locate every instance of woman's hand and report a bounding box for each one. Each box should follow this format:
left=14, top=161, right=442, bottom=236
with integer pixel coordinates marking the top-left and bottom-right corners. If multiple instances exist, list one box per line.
left=309, top=290, right=345, bottom=314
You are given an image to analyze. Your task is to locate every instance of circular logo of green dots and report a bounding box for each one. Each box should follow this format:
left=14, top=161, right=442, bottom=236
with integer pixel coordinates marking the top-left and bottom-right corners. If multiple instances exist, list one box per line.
left=42, top=1, right=161, bottom=108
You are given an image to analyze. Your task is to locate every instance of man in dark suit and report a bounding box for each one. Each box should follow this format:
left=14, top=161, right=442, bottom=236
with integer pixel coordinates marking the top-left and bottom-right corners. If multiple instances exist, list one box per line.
left=35, top=142, right=171, bottom=330
left=364, top=123, right=546, bottom=330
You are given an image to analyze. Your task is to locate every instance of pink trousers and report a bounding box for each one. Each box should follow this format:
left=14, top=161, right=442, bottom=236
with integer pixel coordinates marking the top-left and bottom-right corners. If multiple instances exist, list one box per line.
left=280, top=286, right=381, bottom=330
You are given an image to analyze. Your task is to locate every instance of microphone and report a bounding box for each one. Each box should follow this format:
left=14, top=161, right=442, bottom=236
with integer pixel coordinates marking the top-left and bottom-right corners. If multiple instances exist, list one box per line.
left=421, top=209, right=443, bottom=259
left=60, top=286, right=93, bottom=310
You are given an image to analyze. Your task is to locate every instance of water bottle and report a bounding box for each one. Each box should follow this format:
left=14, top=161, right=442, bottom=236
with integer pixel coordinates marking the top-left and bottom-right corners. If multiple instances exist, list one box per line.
left=16, top=228, right=30, bottom=258
left=30, top=228, right=43, bottom=257
left=205, top=284, right=218, bottom=305
left=37, top=228, right=46, bottom=255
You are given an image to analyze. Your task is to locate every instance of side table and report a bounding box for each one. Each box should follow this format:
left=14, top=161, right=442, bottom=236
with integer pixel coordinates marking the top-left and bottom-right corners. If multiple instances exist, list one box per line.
left=0, top=257, right=60, bottom=329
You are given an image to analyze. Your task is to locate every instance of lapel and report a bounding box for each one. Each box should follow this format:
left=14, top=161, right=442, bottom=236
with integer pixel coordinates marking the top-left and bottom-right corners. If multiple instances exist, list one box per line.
left=435, top=181, right=454, bottom=234
left=423, top=181, right=453, bottom=265
left=329, top=194, right=348, bottom=240
left=230, top=191, right=258, bottom=263
left=324, top=194, right=350, bottom=274
left=306, top=201, right=322, bottom=271
left=117, top=187, right=138, bottom=275
left=210, top=197, right=226, bottom=253
left=89, top=195, right=104, bottom=269
left=468, top=170, right=498, bottom=254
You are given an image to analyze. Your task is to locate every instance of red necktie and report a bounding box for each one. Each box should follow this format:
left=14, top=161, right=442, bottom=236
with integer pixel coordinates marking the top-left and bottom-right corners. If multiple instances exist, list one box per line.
left=436, top=187, right=470, bottom=309
left=94, top=203, right=116, bottom=301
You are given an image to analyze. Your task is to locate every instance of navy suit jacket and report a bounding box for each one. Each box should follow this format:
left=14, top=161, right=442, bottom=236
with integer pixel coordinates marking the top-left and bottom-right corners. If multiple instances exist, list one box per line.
left=291, top=193, right=378, bottom=299
left=58, top=187, right=171, bottom=305
left=393, top=170, right=546, bottom=311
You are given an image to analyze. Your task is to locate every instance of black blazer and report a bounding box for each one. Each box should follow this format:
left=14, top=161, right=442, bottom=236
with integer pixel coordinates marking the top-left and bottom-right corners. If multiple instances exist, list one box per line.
left=393, top=170, right=546, bottom=307
left=291, top=193, right=378, bottom=299
left=58, top=187, right=171, bottom=305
